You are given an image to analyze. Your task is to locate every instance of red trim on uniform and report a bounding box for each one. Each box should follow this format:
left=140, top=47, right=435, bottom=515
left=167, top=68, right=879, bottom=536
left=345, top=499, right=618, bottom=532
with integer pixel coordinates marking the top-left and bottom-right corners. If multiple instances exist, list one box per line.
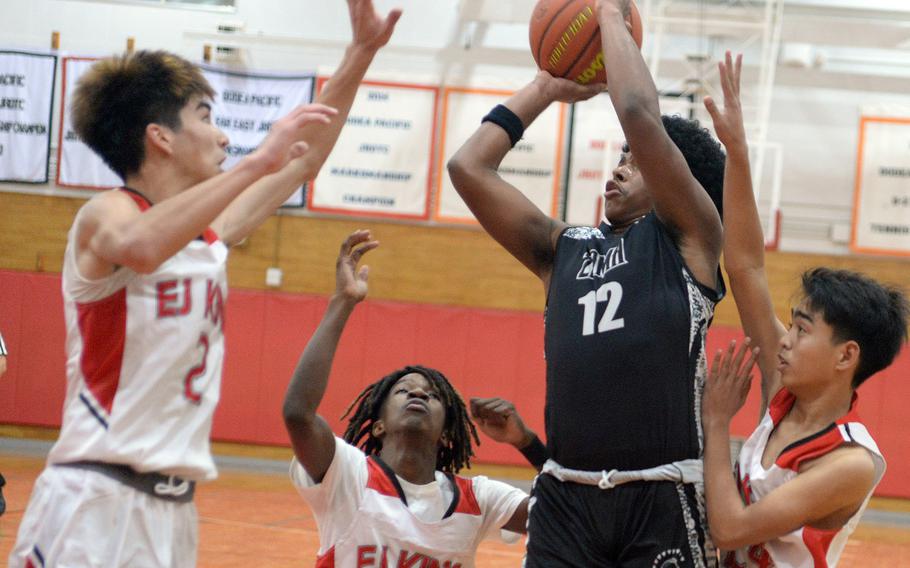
left=366, top=458, right=402, bottom=499
left=450, top=475, right=481, bottom=516
left=202, top=227, right=219, bottom=245
left=802, top=525, right=838, bottom=567
left=315, top=545, right=335, bottom=568
left=25, top=560, right=36, bottom=568
left=120, top=188, right=151, bottom=211
left=774, top=393, right=862, bottom=471
left=768, top=388, right=795, bottom=425
left=776, top=428, right=845, bottom=471
left=76, top=288, right=127, bottom=414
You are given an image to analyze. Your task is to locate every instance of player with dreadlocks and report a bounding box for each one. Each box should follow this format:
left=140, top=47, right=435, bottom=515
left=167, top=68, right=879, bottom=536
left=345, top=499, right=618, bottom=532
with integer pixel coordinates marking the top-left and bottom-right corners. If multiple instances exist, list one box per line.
left=282, top=230, right=530, bottom=567
left=341, top=364, right=477, bottom=474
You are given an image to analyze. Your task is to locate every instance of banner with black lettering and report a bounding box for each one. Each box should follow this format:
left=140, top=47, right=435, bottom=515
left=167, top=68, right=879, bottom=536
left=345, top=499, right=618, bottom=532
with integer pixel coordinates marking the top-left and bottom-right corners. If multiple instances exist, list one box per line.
left=566, top=94, right=693, bottom=226
left=57, top=57, right=121, bottom=188
left=202, top=66, right=314, bottom=207
left=308, top=80, right=438, bottom=219
left=0, top=50, right=56, bottom=183
left=851, top=111, right=910, bottom=256
left=435, top=87, right=565, bottom=224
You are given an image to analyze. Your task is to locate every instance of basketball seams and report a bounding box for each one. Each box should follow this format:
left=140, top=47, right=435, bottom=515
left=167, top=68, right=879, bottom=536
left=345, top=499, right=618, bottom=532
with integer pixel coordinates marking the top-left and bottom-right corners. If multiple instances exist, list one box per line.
left=532, top=0, right=589, bottom=73
left=563, top=28, right=604, bottom=84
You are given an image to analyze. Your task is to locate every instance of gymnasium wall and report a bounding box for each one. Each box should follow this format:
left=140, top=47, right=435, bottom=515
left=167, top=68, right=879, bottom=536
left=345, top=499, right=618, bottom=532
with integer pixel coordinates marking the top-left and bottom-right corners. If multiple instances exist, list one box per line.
left=3, top=0, right=910, bottom=255
left=1, top=192, right=909, bottom=497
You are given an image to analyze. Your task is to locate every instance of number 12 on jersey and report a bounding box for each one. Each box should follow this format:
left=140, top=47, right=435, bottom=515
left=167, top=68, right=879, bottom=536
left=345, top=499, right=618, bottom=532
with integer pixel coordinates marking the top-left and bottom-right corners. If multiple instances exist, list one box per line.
left=577, top=282, right=625, bottom=336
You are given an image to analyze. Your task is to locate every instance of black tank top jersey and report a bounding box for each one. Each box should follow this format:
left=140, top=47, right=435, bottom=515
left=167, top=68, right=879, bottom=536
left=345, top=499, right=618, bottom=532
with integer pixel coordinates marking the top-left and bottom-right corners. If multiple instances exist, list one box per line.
left=544, top=213, right=724, bottom=471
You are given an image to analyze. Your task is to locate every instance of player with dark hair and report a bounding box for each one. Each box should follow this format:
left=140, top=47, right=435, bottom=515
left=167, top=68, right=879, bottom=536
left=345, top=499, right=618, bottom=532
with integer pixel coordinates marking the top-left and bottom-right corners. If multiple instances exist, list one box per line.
left=702, top=52, right=910, bottom=567
left=341, top=364, right=479, bottom=474
left=9, top=2, right=401, bottom=566
left=446, top=0, right=726, bottom=565
left=283, top=231, right=529, bottom=567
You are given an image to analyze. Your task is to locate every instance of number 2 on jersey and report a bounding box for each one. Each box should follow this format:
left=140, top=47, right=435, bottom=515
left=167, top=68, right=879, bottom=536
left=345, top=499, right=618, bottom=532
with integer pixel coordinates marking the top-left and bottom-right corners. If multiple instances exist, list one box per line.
left=577, top=282, right=625, bottom=336
left=184, top=332, right=209, bottom=404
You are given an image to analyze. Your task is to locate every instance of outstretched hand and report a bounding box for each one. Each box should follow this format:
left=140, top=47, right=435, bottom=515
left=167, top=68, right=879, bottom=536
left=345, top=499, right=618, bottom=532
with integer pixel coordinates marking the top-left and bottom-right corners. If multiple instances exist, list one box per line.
left=704, top=51, right=746, bottom=149
left=470, top=397, right=534, bottom=448
left=703, top=338, right=759, bottom=425
left=348, top=0, right=402, bottom=52
left=335, top=229, right=379, bottom=304
left=250, top=103, right=338, bottom=174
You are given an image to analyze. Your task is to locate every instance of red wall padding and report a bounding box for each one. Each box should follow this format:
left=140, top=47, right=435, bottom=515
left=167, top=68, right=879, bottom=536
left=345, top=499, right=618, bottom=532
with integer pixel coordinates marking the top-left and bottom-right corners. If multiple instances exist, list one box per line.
left=0, top=270, right=908, bottom=497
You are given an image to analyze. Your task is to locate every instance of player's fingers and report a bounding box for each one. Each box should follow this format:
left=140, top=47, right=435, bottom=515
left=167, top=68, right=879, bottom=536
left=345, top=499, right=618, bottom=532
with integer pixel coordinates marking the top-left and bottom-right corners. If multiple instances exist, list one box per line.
left=742, top=346, right=760, bottom=378
left=340, top=229, right=370, bottom=257
left=720, top=340, right=736, bottom=378
left=703, top=96, right=721, bottom=122
left=350, top=240, right=379, bottom=264
left=731, top=337, right=750, bottom=373
left=709, top=348, right=723, bottom=382
left=734, top=53, right=743, bottom=93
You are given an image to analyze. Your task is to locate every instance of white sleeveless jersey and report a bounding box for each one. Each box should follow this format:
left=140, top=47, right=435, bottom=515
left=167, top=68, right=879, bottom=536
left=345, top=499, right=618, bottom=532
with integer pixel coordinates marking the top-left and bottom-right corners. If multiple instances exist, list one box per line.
left=47, top=189, right=228, bottom=481
left=723, top=389, right=886, bottom=568
left=292, top=438, right=526, bottom=568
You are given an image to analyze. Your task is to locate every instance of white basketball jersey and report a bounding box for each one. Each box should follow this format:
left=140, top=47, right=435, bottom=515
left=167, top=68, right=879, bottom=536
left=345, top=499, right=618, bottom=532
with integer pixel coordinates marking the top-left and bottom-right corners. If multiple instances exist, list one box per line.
left=318, top=457, right=484, bottom=567
left=47, top=188, right=228, bottom=481
left=723, top=389, right=886, bottom=568
left=292, top=438, right=526, bottom=568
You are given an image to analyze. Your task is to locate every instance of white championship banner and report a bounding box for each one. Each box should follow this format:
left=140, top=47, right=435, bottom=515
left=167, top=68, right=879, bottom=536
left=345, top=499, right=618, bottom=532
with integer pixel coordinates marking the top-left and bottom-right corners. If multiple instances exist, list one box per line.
left=57, top=57, right=122, bottom=188
left=565, top=94, right=693, bottom=226
left=202, top=66, right=314, bottom=207
left=435, top=87, right=565, bottom=224
left=851, top=112, right=910, bottom=256
left=0, top=50, right=57, bottom=183
left=309, top=80, right=438, bottom=219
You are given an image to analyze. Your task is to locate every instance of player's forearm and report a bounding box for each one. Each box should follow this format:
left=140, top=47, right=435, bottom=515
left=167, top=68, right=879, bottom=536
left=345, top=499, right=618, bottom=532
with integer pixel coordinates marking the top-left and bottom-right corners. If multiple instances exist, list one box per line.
left=722, top=147, right=767, bottom=275
left=98, top=157, right=269, bottom=272
left=282, top=296, right=357, bottom=424
left=703, top=418, right=750, bottom=549
left=596, top=5, right=660, bottom=127
left=217, top=46, right=377, bottom=245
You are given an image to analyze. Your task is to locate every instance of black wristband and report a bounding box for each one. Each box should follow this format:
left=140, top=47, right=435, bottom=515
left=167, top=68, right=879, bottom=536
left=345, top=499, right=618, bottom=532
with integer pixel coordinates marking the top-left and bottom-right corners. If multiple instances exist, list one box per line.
left=482, top=104, right=525, bottom=147
left=518, top=434, right=549, bottom=470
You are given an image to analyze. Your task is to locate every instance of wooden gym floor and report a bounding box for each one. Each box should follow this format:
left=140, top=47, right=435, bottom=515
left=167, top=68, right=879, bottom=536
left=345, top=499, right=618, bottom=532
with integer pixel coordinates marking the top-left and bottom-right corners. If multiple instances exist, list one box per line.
left=1, top=439, right=910, bottom=567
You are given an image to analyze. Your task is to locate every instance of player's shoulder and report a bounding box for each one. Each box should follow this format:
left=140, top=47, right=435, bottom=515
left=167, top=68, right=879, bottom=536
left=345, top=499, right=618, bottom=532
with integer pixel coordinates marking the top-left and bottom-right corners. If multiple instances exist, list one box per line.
left=801, top=443, right=876, bottom=484
left=77, top=188, right=142, bottom=227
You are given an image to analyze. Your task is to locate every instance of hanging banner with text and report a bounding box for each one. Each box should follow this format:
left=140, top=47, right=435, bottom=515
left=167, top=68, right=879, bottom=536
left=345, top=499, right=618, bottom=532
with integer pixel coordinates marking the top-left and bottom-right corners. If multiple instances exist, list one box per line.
left=566, top=94, right=693, bottom=226
left=308, top=80, right=438, bottom=219
left=0, top=50, right=57, bottom=183
left=57, top=57, right=121, bottom=188
left=202, top=66, right=315, bottom=207
left=851, top=114, right=910, bottom=256
left=435, top=87, right=566, bottom=224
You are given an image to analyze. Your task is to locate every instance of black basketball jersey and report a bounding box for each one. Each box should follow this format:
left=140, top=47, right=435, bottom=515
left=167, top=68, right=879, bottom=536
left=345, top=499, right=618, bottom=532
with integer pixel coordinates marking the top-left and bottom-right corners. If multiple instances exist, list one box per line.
left=543, top=213, right=724, bottom=471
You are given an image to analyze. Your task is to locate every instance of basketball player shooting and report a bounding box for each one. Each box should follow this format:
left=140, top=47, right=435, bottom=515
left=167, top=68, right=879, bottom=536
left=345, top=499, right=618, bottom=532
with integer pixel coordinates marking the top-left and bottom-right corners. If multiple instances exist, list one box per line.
left=9, top=2, right=401, bottom=566
left=282, top=230, right=529, bottom=567
left=701, top=52, right=909, bottom=568
left=447, top=0, right=727, bottom=564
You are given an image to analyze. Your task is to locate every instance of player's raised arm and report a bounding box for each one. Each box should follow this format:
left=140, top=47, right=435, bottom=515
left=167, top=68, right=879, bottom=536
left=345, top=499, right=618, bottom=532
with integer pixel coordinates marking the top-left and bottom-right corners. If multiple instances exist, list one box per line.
left=78, top=102, right=334, bottom=277
left=447, top=72, right=602, bottom=285
left=213, top=0, right=402, bottom=246
left=704, top=52, right=786, bottom=414
left=595, top=0, right=722, bottom=284
left=282, top=230, right=378, bottom=482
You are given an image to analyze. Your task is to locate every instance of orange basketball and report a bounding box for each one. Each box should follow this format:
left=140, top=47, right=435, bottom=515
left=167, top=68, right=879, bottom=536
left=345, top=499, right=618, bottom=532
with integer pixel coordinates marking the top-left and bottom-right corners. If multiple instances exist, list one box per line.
left=529, top=0, right=644, bottom=85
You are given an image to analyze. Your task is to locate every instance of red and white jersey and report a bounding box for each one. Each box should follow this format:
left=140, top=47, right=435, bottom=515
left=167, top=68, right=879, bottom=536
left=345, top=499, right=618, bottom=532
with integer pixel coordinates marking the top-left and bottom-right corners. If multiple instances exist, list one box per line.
left=291, top=437, right=527, bottom=568
left=47, top=188, right=228, bottom=481
left=723, top=389, right=886, bottom=568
